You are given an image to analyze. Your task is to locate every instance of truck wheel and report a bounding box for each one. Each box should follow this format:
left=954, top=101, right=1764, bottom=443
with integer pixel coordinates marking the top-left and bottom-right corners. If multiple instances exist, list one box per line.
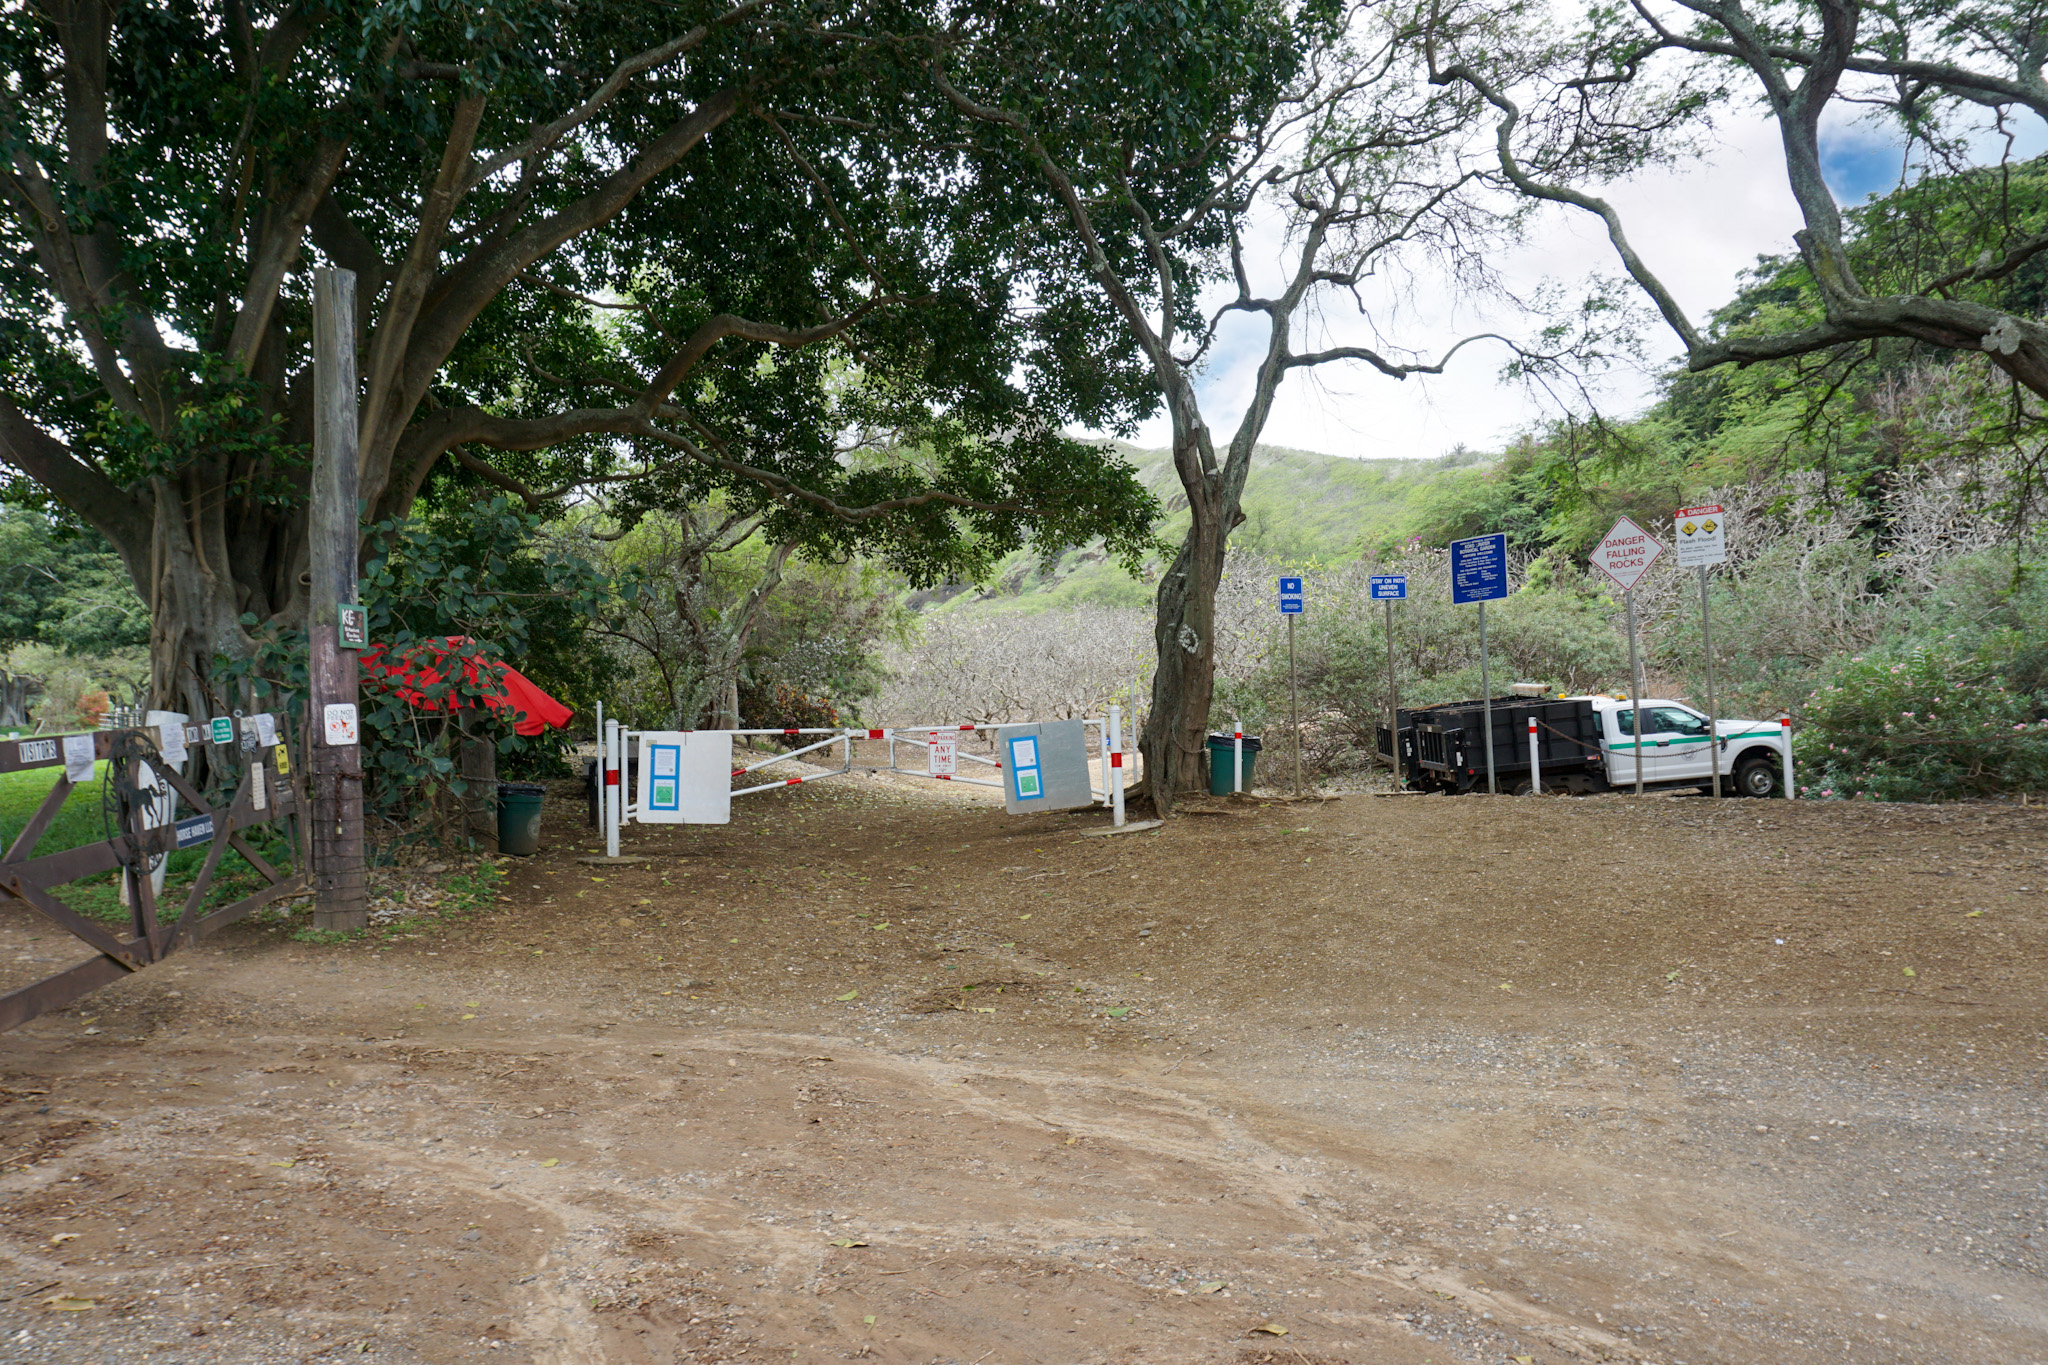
left=1734, top=756, right=1779, bottom=798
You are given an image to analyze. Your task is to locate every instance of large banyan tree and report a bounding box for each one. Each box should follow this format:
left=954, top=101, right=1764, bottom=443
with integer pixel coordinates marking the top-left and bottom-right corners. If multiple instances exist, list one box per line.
left=0, top=0, right=1163, bottom=723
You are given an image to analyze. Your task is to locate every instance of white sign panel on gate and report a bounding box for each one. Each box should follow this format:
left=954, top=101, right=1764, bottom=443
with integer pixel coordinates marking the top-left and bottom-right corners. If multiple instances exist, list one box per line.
left=61, top=733, right=95, bottom=784
left=927, top=732, right=958, bottom=777
left=1589, top=516, right=1666, bottom=592
left=323, top=702, right=359, bottom=746
left=1673, top=504, right=1728, bottom=567
left=636, top=730, right=733, bottom=824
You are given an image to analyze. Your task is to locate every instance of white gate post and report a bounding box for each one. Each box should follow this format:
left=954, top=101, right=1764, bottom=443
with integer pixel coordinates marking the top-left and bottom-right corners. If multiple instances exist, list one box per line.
left=1108, top=704, right=1126, bottom=827
left=1780, top=716, right=1796, bottom=799
left=1233, top=720, right=1244, bottom=795
left=1528, top=715, right=1540, bottom=795
left=604, top=718, right=622, bottom=856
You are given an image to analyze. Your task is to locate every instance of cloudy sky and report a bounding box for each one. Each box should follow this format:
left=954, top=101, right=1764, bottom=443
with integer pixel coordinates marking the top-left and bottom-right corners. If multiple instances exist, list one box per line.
left=1126, top=109, right=2043, bottom=463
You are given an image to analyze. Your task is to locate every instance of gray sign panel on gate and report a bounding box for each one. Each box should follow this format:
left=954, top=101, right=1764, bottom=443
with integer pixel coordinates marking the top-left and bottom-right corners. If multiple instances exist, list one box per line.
left=995, top=719, right=1094, bottom=814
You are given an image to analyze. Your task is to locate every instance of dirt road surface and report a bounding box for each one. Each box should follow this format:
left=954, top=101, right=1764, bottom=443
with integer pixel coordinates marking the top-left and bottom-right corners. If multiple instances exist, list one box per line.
left=3, top=774, right=2044, bottom=1364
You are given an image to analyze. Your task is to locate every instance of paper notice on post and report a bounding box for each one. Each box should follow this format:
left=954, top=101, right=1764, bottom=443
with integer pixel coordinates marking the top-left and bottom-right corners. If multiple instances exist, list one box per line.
left=62, top=733, right=95, bottom=783
left=158, top=721, right=188, bottom=765
left=253, top=713, right=277, bottom=747
left=250, top=764, right=267, bottom=811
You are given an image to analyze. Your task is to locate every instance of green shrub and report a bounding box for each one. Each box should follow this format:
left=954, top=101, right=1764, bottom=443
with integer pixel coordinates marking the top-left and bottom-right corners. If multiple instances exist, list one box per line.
left=1797, top=645, right=2048, bottom=800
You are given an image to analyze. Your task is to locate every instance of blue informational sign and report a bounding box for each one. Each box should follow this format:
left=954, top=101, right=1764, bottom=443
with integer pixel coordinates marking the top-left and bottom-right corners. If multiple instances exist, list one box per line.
left=647, top=743, right=681, bottom=812
left=1007, top=734, right=1045, bottom=800
left=175, top=814, right=215, bottom=849
left=1369, top=575, right=1408, bottom=600
left=1278, top=574, right=1305, bottom=615
left=1450, top=533, right=1509, bottom=604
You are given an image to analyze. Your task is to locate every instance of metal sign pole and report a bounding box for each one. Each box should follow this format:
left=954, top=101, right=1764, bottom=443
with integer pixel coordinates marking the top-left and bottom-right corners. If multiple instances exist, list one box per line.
left=1528, top=716, right=1541, bottom=794
left=1385, top=596, right=1398, bottom=780
left=1480, top=600, right=1495, bottom=794
left=1289, top=613, right=1301, bottom=795
left=1625, top=590, right=1645, bottom=796
left=1699, top=565, right=1722, bottom=798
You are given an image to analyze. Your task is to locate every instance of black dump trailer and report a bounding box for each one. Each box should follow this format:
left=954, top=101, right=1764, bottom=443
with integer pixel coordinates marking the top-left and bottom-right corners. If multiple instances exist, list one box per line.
left=1376, top=695, right=1608, bottom=793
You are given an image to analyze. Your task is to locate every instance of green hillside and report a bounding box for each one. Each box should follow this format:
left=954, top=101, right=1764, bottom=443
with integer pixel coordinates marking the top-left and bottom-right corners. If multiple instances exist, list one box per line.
left=917, top=441, right=1489, bottom=614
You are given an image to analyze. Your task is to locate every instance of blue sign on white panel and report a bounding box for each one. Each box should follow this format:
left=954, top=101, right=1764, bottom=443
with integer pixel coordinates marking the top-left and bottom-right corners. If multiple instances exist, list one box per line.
left=1369, top=575, right=1407, bottom=599
left=1450, top=533, right=1509, bottom=604
left=1007, top=735, right=1044, bottom=800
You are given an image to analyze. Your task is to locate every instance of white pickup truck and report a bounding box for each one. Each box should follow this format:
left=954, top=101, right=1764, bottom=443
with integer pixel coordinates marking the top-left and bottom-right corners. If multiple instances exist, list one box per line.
left=1390, top=693, right=1793, bottom=795
left=1589, top=695, right=1791, bottom=797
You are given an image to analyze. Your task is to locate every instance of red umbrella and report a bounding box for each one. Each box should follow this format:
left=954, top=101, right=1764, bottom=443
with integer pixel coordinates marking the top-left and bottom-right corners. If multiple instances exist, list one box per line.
left=358, top=636, right=575, bottom=737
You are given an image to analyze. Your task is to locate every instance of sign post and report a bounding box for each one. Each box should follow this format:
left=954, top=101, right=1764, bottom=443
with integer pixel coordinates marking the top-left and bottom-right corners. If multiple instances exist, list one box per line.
left=309, top=268, right=366, bottom=931
left=1674, top=504, right=1728, bottom=797
left=1528, top=715, right=1541, bottom=794
left=1279, top=576, right=1305, bottom=794
left=1589, top=516, right=1668, bottom=796
left=1371, top=576, right=1406, bottom=780
left=1449, top=535, right=1508, bottom=793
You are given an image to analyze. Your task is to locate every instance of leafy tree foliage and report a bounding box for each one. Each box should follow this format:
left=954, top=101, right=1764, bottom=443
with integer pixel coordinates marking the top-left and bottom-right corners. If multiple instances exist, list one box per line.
left=1, top=0, right=1158, bottom=727
left=0, top=508, right=148, bottom=656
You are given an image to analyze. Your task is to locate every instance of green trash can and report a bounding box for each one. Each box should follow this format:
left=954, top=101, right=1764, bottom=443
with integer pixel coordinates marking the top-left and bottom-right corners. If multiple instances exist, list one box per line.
left=496, top=782, right=546, bottom=856
left=1206, top=733, right=1262, bottom=795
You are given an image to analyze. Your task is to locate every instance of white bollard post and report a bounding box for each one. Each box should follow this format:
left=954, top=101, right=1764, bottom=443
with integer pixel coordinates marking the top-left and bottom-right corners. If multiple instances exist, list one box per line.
left=1780, top=715, right=1795, bottom=800
left=1109, top=704, right=1126, bottom=827
left=1233, top=721, right=1244, bottom=795
left=604, top=718, right=621, bottom=857
left=1528, top=716, right=1540, bottom=795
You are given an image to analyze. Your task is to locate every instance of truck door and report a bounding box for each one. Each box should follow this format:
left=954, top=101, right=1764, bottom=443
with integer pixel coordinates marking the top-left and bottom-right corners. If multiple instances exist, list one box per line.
left=1607, top=706, right=1651, bottom=787
left=1642, top=705, right=1715, bottom=782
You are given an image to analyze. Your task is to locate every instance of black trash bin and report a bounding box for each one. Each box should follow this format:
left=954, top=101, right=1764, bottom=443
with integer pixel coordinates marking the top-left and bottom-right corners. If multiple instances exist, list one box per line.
left=497, top=782, right=546, bottom=856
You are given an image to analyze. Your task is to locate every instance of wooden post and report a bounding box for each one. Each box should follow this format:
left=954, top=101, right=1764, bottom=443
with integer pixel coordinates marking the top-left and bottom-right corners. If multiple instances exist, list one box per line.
left=459, top=709, right=499, bottom=853
left=310, top=268, right=367, bottom=931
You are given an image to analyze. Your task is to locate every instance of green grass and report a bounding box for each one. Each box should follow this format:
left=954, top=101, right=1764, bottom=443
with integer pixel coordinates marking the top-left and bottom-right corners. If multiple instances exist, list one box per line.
left=0, top=758, right=289, bottom=925
left=0, top=760, right=114, bottom=856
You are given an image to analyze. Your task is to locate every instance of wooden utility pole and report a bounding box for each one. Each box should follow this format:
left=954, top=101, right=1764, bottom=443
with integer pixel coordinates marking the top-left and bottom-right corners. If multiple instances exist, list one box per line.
left=310, top=268, right=367, bottom=931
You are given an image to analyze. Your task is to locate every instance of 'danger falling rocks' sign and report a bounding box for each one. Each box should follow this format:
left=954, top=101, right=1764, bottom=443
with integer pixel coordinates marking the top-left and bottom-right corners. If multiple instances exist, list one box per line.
left=1590, top=516, right=1666, bottom=593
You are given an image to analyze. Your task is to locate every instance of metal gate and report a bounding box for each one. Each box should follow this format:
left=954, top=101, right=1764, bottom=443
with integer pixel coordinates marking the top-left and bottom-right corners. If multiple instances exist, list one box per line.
left=0, top=721, right=306, bottom=1031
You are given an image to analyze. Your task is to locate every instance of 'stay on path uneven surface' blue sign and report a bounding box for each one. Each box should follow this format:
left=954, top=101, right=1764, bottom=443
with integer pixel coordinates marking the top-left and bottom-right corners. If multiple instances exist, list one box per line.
left=1450, top=533, right=1508, bottom=604
left=1369, top=575, right=1407, bottom=599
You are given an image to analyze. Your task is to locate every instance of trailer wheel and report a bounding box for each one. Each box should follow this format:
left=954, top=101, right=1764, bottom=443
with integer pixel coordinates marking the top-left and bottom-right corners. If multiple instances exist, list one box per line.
left=1733, top=755, right=1779, bottom=798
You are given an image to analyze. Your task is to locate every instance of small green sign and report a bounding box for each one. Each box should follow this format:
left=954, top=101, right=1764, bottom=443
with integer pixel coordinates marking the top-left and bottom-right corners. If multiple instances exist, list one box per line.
left=338, top=603, right=369, bottom=650
left=209, top=716, right=235, bottom=745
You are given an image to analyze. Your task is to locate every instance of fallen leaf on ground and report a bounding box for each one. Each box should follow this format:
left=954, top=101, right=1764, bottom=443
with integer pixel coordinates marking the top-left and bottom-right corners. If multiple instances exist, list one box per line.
left=42, top=1296, right=93, bottom=1311
left=1105, top=1007, right=1131, bottom=1018
left=270, top=1159, right=295, bottom=1168
left=1196, top=1281, right=1225, bottom=1293
left=863, top=1315, right=877, bottom=1326
left=1903, top=966, right=1917, bottom=977
left=835, top=990, right=860, bottom=1001
left=828, top=1238, right=868, bottom=1248
left=539, top=1158, right=559, bottom=1168
left=971, top=1006, right=995, bottom=1013
left=1251, top=1323, right=1287, bottom=1335
left=49, top=1233, right=78, bottom=1244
